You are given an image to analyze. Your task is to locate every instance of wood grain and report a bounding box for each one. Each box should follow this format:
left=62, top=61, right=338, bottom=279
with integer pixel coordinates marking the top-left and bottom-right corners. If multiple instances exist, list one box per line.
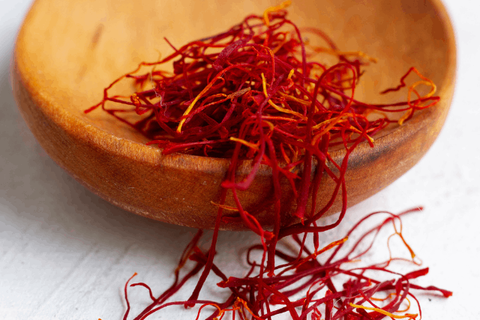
left=12, top=0, right=456, bottom=230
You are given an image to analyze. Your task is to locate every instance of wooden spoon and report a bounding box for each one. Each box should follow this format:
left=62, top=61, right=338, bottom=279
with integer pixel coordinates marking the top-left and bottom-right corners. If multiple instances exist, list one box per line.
left=12, top=0, right=455, bottom=230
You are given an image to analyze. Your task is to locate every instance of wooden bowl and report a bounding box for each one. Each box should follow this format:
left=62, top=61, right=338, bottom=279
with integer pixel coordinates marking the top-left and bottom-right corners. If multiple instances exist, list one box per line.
left=12, top=0, right=456, bottom=230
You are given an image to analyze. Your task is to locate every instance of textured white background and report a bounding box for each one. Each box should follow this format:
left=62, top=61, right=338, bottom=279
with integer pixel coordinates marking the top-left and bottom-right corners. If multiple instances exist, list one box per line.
left=1, top=0, right=479, bottom=319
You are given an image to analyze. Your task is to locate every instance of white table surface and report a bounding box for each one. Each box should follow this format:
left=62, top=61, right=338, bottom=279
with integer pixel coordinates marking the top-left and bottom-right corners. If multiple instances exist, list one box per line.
left=1, top=0, right=479, bottom=319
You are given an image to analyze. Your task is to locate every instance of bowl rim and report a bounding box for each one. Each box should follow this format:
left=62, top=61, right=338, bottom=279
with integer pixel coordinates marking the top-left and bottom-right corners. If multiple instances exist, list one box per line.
left=14, top=0, right=456, bottom=175
left=12, top=0, right=457, bottom=228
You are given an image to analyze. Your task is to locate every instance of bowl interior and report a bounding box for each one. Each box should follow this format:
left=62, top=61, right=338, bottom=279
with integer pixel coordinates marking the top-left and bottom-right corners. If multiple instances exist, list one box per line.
left=22, top=0, right=452, bottom=143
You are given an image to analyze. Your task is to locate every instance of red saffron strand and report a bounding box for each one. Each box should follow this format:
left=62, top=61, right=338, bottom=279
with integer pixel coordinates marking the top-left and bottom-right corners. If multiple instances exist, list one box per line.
left=122, top=272, right=138, bottom=320
left=89, top=4, right=450, bottom=319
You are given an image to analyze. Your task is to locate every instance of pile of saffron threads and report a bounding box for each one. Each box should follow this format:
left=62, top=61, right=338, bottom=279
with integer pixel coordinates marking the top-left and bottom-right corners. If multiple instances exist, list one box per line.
left=87, top=3, right=450, bottom=319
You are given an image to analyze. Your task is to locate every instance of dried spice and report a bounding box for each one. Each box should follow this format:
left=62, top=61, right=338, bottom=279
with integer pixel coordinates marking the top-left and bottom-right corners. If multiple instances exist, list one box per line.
left=88, top=2, right=449, bottom=319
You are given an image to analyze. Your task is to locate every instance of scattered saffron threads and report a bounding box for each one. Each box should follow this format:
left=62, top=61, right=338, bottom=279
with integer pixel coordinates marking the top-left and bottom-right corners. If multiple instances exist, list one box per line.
left=349, top=303, right=418, bottom=319
left=121, top=209, right=452, bottom=320
left=87, top=3, right=449, bottom=320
